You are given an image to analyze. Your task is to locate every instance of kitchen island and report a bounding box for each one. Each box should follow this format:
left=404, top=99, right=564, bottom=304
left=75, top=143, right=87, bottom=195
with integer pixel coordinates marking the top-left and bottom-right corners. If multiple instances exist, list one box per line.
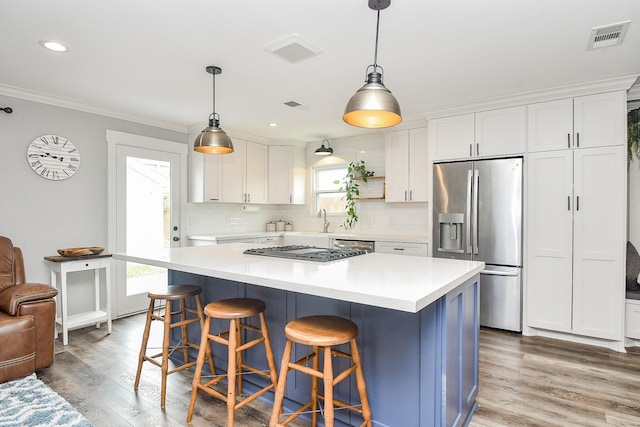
left=114, top=244, right=484, bottom=427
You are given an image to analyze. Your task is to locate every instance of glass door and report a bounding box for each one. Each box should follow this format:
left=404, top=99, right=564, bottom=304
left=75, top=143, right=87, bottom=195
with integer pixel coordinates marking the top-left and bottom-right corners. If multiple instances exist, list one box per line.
left=107, top=130, right=186, bottom=318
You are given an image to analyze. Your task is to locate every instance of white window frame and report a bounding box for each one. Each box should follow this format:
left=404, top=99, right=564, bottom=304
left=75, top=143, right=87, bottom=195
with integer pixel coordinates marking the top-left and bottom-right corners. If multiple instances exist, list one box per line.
left=313, top=165, right=347, bottom=214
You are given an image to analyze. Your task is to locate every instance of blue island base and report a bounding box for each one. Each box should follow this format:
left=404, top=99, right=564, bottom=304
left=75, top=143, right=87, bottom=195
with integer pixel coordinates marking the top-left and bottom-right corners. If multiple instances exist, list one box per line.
left=168, top=270, right=479, bottom=427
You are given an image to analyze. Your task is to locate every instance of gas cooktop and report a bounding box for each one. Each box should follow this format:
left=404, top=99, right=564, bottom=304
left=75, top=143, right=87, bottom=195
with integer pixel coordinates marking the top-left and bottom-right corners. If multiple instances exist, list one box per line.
left=243, top=245, right=367, bottom=262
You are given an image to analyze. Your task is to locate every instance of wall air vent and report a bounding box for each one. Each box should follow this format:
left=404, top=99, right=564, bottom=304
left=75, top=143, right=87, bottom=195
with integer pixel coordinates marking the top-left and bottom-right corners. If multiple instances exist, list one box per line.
left=284, top=100, right=313, bottom=112
left=265, top=34, right=323, bottom=63
left=587, top=20, right=631, bottom=50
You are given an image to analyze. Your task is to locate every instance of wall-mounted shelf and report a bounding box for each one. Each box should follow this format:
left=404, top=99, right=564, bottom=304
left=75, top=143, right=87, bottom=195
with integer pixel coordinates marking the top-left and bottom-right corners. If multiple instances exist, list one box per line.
left=354, top=176, right=385, bottom=200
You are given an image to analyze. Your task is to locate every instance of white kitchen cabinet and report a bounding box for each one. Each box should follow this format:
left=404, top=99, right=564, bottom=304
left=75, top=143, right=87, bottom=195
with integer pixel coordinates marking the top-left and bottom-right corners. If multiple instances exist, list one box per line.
left=475, top=106, right=526, bottom=157
left=527, top=91, right=626, bottom=152
left=526, top=146, right=625, bottom=340
left=283, top=234, right=330, bottom=248
left=188, top=150, right=222, bottom=203
left=217, top=237, right=258, bottom=244
left=222, top=139, right=268, bottom=204
left=625, top=300, right=640, bottom=340
left=384, top=127, right=429, bottom=202
left=375, top=241, right=427, bottom=257
left=268, top=145, right=306, bottom=204
left=429, top=106, right=525, bottom=161
left=257, top=235, right=282, bottom=245
left=429, top=114, right=474, bottom=161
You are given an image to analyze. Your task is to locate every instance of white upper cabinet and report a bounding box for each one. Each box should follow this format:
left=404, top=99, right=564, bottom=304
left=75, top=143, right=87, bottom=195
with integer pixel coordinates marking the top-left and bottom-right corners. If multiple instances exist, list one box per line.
left=222, top=139, right=268, bottom=204
left=268, top=145, right=306, bottom=204
left=430, top=106, right=525, bottom=161
left=527, top=99, right=574, bottom=152
left=527, top=91, right=626, bottom=152
left=385, top=127, right=429, bottom=202
left=429, top=114, right=474, bottom=161
left=474, top=106, right=526, bottom=157
left=188, top=150, right=222, bottom=203
left=574, top=91, right=626, bottom=149
left=203, top=154, right=223, bottom=202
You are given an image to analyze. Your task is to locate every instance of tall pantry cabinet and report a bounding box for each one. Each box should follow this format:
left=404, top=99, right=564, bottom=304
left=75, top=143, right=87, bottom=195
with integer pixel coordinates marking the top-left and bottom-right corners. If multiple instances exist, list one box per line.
left=526, top=91, right=626, bottom=341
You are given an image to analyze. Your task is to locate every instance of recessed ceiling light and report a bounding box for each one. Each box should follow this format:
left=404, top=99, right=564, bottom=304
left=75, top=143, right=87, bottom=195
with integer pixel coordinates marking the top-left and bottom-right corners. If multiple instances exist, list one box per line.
left=268, top=123, right=278, bottom=127
left=39, top=40, right=69, bottom=52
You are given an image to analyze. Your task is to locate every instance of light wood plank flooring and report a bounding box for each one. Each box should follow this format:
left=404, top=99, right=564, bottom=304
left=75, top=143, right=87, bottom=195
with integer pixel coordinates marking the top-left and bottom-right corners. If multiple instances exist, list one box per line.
left=38, top=315, right=640, bottom=426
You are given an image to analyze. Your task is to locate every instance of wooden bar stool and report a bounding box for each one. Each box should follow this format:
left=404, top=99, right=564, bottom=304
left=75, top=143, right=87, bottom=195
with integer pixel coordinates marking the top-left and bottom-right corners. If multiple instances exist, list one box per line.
left=270, top=315, right=372, bottom=427
left=134, top=284, right=214, bottom=408
left=187, top=298, right=278, bottom=426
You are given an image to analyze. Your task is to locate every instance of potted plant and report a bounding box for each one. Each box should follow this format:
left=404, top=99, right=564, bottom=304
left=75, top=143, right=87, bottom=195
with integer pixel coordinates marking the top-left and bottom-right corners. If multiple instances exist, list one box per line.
left=334, top=160, right=375, bottom=230
left=629, top=107, right=640, bottom=163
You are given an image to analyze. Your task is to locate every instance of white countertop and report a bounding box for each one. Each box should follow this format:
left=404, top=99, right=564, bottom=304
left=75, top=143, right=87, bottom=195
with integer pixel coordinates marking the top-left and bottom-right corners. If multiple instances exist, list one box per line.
left=114, top=244, right=483, bottom=313
left=188, top=231, right=429, bottom=244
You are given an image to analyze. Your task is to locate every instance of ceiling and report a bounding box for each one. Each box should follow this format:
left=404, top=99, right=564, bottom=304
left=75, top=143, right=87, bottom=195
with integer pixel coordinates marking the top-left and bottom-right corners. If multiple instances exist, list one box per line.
left=1, top=0, right=639, bottom=144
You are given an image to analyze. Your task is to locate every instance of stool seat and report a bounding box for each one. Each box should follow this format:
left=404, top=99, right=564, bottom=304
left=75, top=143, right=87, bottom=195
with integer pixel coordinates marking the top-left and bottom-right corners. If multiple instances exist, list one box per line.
left=188, top=297, right=278, bottom=427
left=285, top=315, right=358, bottom=347
left=147, top=284, right=202, bottom=300
left=270, top=315, right=372, bottom=427
left=205, top=297, right=266, bottom=319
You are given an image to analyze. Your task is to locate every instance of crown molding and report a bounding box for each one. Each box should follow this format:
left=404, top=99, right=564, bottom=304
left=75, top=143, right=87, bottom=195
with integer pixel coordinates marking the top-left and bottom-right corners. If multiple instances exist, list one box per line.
left=421, top=75, right=640, bottom=119
left=628, top=82, right=640, bottom=101
left=0, top=84, right=189, bottom=133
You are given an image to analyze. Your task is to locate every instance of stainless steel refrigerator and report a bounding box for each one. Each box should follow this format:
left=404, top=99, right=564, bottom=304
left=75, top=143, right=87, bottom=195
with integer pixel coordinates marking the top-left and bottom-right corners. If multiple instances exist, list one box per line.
left=432, top=158, right=523, bottom=331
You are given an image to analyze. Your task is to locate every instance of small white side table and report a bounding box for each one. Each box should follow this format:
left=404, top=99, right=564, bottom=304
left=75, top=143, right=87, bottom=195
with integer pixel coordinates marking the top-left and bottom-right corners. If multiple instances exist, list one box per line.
left=44, top=254, right=112, bottom=345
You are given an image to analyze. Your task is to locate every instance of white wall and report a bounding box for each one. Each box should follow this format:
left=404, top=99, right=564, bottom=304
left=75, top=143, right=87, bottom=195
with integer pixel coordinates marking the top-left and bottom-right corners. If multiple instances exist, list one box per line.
left=0, top=94, right=188, bottom=314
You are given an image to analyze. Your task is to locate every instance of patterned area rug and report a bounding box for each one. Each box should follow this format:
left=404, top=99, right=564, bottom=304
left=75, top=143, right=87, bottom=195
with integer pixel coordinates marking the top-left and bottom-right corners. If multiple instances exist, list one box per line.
left=0, top=374, right=92, bottom=427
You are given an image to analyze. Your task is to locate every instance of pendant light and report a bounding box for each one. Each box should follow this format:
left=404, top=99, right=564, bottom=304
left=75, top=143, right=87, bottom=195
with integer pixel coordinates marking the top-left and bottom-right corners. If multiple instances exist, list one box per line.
left=343, top=0, right=401, bottom=129
left=314, top=139, right=333, bottom=156
left=193, top=66, right=234, bottom=154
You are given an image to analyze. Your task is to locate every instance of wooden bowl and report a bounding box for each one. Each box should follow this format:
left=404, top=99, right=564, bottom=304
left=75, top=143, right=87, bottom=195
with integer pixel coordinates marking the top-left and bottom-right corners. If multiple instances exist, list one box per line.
left=57, top=247, right=105, bottom=257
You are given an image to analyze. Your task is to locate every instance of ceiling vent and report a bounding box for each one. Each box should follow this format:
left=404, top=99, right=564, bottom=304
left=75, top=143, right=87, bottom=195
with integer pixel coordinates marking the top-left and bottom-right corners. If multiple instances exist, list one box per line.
left=284, top=100, right=313, bottom=112
left=587, top=20, right=631, bottom=50
left=265, top=34, right=323, bottom=63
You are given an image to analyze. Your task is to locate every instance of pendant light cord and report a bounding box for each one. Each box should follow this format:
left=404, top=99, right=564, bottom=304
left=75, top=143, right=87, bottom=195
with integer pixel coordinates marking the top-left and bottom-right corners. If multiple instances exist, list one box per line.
left=373, top=9, right=380, bottom=69
left=211, top=72, right=216, bottom=117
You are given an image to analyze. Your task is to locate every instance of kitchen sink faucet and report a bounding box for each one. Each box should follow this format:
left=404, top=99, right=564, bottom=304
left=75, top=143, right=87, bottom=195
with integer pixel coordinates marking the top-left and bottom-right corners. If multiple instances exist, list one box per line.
left=318, top=208, right=330, bottom=233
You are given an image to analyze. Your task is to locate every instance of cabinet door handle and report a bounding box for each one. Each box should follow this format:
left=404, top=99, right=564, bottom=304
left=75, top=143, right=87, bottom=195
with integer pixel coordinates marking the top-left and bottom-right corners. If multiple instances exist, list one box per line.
left=289, top=195, right=292, bottom=203
left=404, top=190, right=408, bottom=201
left=568, top=196, right=570, bottom=211
left=469, top=144, right=473, bottom=157
left=476, top=143, right=480, bottom=156
left=567, top=133, right=571, bottom=148
left=576, top=195, right=579, bottom=211
left=409, top=190, right=413, bottom=201
left=576, top=132, right=580, bottom=147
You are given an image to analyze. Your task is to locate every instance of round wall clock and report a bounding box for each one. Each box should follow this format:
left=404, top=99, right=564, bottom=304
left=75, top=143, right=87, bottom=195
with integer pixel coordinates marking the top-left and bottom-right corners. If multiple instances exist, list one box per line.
left=26, top=134, right=81, bottom=181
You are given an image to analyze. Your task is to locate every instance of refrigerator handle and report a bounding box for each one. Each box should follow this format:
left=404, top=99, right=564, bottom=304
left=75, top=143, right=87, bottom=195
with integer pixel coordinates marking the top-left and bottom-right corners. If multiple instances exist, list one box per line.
left=473, top=169, right=480, bottom=255
left=466, top=169, right=473, bottom=254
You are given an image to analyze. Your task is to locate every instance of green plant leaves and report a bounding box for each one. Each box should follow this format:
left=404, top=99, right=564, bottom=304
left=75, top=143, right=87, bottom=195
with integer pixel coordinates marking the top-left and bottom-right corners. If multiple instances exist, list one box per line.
left=629, top=107, right=640, bottom=163
left=336, top=160, right=374, bottom=230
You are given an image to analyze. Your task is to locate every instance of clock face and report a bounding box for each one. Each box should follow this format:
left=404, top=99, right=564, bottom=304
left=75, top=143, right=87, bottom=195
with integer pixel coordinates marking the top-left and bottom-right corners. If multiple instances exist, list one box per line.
left=26, top=135, right=81, bottom=181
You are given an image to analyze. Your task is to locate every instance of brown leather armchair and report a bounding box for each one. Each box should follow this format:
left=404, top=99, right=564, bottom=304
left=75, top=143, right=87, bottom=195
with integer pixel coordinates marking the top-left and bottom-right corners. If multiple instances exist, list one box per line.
left=0, top=236, right=58, bottom=383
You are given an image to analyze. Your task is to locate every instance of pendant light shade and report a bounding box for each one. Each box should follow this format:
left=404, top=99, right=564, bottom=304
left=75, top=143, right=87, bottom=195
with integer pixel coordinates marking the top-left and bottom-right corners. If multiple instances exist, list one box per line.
left=343, top=0, right=401, bottom=129
left=314, top=139, right=333, bottom=156
left=194, top=66, right=234, bottom=154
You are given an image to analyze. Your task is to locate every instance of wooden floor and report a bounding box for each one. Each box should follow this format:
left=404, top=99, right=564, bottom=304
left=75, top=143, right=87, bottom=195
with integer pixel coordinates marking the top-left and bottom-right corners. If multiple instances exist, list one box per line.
left=38, top=314, right=640, bottom=426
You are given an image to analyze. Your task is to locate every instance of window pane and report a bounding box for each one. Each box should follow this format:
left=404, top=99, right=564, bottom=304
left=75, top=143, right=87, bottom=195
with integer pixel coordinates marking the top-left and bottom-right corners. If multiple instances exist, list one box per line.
left=317, top=168, right=346, bottom=191
left=318, top=192, right=345, bottom=213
